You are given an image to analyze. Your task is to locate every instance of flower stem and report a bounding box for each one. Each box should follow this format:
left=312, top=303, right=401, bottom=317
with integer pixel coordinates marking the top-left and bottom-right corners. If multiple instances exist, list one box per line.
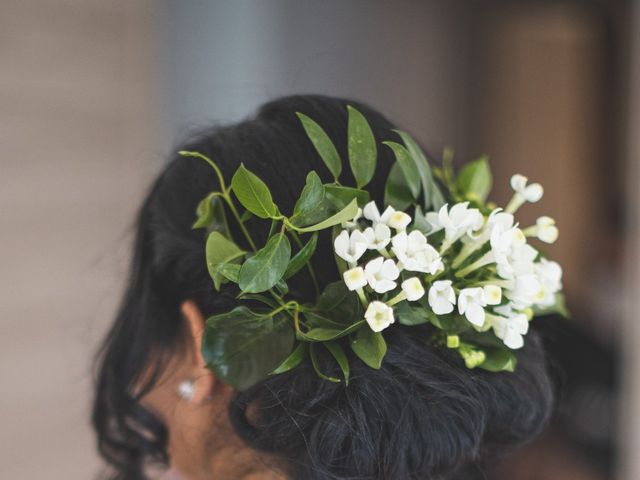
left=387, top=291, right=406, bottom=306
left=455, top=252, right=494, bottom=278
left=223, top=194, right=257, bottom=251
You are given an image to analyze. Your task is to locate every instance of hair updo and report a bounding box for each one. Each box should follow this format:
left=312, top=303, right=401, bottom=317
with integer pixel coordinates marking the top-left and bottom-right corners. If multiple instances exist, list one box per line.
left=92, top=94, right=553, bottom=479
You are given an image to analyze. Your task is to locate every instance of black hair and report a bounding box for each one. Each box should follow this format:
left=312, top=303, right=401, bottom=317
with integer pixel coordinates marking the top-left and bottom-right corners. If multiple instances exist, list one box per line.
left=92, top=94, right=553, bottom=479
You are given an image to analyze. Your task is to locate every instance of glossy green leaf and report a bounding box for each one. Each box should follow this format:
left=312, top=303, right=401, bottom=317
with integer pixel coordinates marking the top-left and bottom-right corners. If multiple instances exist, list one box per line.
left=283, top=233, right=318, bottom=279
left=202, top=307, right=294, bottom=391
left=231, top=164, right=278, bottom=219
left=457, top=156, right=492, bottom=203
left=394, top=129, right=446, bottom=210
left=206, top=232, right=246, bottom=290
left=292, top=171, right=325, bottom=218
left=213, top=263, right=240, bottom=283
left=347, top=105, right=377, bottom=188
left=384, top=161, right=414, bottom=210
left=271, top=343, right=307, bottom=375
left=193, top=193, right=215, bottom=229
left=395, top=303, right=430, bottom=326
left=478, top=348, right=517, bottom=373
left=296, top=112, right=342, bottom=180
left=238, top=233, right=291, bottom=293
left=324, top=185, right=369, bottom=210
left=350, top=326, right=387, bottom=369
left=324, top=341, right=350, bottom=385
left=309, top=343, right=341, bottom=383
left=298, top=320, right=364, bottom=342
left=315, top=281, right=362, bottom=324
left=291, top=198, right=359, bottom=233
left=383, top=141, right=421, bottom=199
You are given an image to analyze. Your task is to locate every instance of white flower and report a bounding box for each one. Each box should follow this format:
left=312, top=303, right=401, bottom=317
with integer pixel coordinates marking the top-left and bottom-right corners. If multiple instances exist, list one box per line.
left=506, top=273, right=542, bottom=309
left=458, top=287, right=487, bottom=326
left=364, top=256, right=400, bottom=294
left=362, top=223, right=392, bottom=250
left=483, top=285, right=502, bottom=305
left=365, top=301, right=395, bottom=332
left=343, top=266, right=367, bottom=291
left=401, top=277, right=425, bottom=301
left=363, top=201, right=394, bottom=224
left=334, top=229, right=368, bottom=264
left=534, top=259, right=563, bottom=306
left=490, top=223, right=525, bottom=264
left=363, top=201, right=411, bottom=231
left=387, top=210, right=412, bottom=230
left=506, top=174, right=543, bottom=213
left=391, top=230, right=443, bottom=274
left=428, top=280, right=456, bottom=314
left=425, top=202, right=483, bottom=243
left=510, top=174, right=544, bottom=202
left=341, top=207, right=363, bottom=230
left=526, top=216, right=559, bottom=244
left=490, top=311, right=529, bottom=349
left=496, top=242, right=537, bottom=280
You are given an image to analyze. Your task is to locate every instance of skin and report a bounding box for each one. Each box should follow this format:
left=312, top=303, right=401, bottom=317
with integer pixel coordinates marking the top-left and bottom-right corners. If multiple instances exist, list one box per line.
left=140, top=300, right=288, bottom=480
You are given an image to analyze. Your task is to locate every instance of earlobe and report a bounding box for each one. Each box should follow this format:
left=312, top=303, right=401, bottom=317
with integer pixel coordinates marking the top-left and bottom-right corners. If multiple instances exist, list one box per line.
left=181, top=300, right=216, bottom=404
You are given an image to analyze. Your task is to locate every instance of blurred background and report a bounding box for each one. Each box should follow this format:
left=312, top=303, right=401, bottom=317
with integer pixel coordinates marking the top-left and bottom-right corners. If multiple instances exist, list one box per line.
left=1, top=1, right=639, bottom=479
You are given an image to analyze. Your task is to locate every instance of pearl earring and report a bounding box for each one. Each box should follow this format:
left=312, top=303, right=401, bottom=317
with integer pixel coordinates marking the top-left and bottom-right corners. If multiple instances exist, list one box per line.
left=177, top=379, right=196, bottom=401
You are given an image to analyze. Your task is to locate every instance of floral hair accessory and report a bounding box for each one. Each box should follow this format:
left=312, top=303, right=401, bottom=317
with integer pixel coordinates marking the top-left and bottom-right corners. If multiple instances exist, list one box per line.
left=179, top=106, right=568, bottom=391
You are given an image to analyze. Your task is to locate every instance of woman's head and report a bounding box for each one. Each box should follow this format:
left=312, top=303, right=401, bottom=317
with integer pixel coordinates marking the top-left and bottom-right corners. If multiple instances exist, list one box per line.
left=93, top=94, right=553, bottom=480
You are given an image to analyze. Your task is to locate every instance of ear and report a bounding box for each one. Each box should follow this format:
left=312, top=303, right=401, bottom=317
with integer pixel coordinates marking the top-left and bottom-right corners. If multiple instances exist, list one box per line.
left=181, top=299, right=217, bottom=404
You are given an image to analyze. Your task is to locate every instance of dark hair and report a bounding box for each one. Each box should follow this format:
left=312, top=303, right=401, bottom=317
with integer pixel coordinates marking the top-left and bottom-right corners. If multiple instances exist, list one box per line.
left=92, top=94, right=553, bottom=480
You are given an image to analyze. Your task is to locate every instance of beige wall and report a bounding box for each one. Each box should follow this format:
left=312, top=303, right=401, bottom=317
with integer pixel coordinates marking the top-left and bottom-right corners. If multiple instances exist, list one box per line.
left=0, top=1, right=160, bottom=478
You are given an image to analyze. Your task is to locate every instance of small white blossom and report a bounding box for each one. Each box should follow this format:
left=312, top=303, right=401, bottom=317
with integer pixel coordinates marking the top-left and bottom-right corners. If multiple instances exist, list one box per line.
left=527, top=216, right=559, bottom=244
left=490, top=310, right=529, bottom=349
left=362, top=223, right=392, bottom=250
left=428, top=280, right=456, bottom=314
left=343, top=266, right=367, bottom=291
left=506, top=174, right=544, bottom=213
left=534, top=259, right=563, bottom=306
left=483, top=285, right=502, bottom=305
left=510, top=174, right=544, bottom=202
left=365, top=301, right=395, bottom=332
left=364, top=256, right=400, bottom=294
left=363, top=201, right=394, bottom=224
left=391, top=231, right=443, bottom=274
left=425, top=202, right=483, bottom=243
left=496, top=242, right=537, bottom=280
left=458, top=287, right=487, bottom=326
left=341, top=207, right=363, bottom=230
left=506, top=273, right=542, bottom=309
left=401, top=277, right=425, bottom=302
left=334, top=229, right=368, bottom=264
left=387, top=210, right=412, bottom=230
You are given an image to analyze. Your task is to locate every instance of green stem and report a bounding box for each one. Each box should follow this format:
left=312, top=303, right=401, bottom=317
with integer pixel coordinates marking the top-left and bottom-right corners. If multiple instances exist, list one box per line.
left=180, top=151, right=227, bottom=193
left=223, top=194, right=257, bottom=251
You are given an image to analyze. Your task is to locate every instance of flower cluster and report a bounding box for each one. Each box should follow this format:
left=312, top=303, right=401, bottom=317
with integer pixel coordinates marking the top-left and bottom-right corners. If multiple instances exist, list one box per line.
left=334, top=174, right=562, bottom=352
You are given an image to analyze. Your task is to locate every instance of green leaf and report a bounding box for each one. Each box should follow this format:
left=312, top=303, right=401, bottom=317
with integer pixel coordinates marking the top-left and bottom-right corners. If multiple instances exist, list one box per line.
left=394, top=129, right=446, bottom=210
left=291, top=198, right=359, bottom=233
left=193, top=193, right=215, bottom=229
left=382, top=141, right=421, bottom=199
left=478, top=348, right=517, bottom=373
left=347, top=105, right=377, bottom=188
left=309, top=343, right=341, bottom=383
left=324, top=341, right=350, bottom=384
left=231, top=164, right=278, bottom=219
left=296, top=112, right=342, bottom=180
left=324, top=185, right=370, bottom=210
left=283, top=233, right=318, bottom=279
left=384, top=161, right=414, bottom=210
left=206, top=232, right=246, bottom=290
left=457, top=156, right=492, bottom=203
left=271, top=343, right=307, bottom=375
left=316, top=281, right=362, bottom=324
left=350, top=326, right=387, bottom=369
left=203, top=307, right=295, bottom=391
left=292, top=171, right=325, bottom=218
left=238, top=233, right=291, bottom=293
left=428, top=312, right=470, bottom=333
left=298, top=320, right=365, bottom=342
left=213, top=263, right=240, bottom=283
left=395, top=303, right=430, bottom=326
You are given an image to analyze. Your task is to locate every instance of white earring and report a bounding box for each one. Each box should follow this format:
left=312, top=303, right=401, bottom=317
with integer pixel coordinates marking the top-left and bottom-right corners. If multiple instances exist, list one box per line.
left=177, top=379, right=196, bottom=401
